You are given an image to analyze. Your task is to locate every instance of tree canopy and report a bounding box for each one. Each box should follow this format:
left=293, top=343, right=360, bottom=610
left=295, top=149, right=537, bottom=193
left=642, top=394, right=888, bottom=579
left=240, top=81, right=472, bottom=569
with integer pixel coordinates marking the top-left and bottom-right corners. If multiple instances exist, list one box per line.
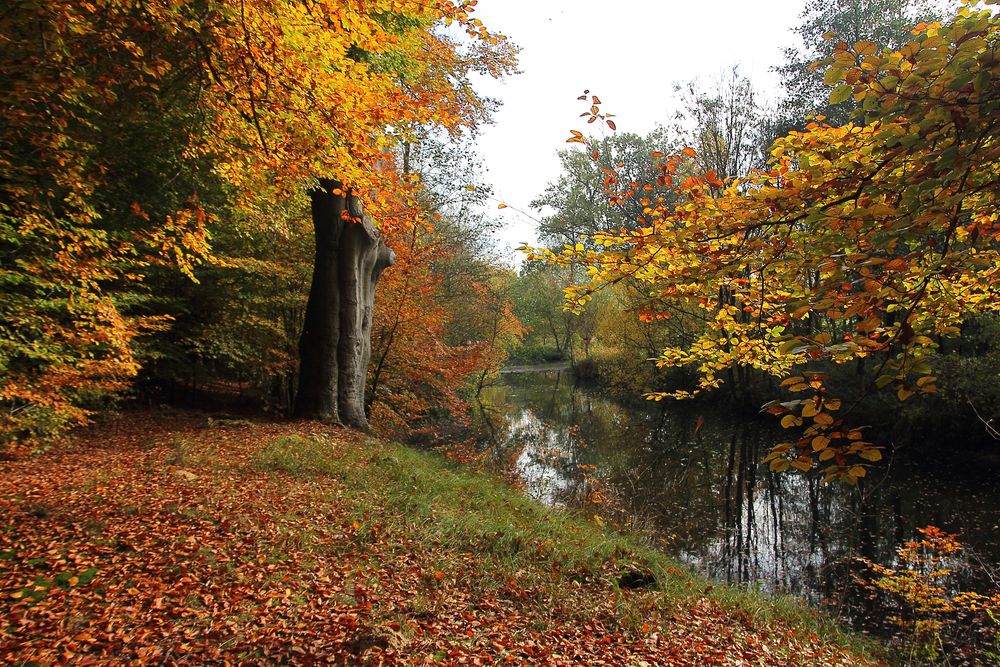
left=774, top=0, right=942, bottom=128
left=529, top=1, right=1000, bottom=482
left=0, top=0, right=515, bottom=441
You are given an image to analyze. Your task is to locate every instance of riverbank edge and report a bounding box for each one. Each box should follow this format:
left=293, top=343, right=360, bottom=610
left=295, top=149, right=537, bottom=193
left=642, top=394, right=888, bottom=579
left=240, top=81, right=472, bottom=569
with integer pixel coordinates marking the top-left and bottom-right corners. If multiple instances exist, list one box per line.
left=2, top=410, right=887, bottom=664
left=330, top=428, right=887, bottom=661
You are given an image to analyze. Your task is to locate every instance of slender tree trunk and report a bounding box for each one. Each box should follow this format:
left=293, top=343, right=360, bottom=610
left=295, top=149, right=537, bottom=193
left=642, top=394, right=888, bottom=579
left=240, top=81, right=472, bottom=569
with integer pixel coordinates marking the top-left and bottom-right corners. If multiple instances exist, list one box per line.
left=545, top=313, right=563, bottom=355
left=366, top=318, right=398, bottom=413
left=294, top=179, right=394, bottom=429
left=476, top=307, right=502, bottom=397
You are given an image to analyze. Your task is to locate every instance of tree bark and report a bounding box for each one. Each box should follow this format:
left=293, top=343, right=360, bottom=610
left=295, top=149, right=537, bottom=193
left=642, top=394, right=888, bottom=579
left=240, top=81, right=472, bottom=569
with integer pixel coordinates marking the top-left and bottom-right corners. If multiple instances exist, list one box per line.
left=294, top=178, right=394, bottom=429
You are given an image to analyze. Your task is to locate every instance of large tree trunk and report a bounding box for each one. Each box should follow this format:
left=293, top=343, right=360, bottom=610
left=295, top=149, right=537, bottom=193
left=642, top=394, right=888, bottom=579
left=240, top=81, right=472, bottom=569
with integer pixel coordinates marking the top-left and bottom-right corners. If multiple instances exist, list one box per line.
left=294, top=179, right=394, bottom=429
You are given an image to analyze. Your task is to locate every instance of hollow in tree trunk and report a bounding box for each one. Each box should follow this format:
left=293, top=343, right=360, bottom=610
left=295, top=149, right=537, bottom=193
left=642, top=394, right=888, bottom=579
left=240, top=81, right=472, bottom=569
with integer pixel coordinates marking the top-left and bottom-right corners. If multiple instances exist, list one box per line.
left=294, top=179, right=395, bottom=429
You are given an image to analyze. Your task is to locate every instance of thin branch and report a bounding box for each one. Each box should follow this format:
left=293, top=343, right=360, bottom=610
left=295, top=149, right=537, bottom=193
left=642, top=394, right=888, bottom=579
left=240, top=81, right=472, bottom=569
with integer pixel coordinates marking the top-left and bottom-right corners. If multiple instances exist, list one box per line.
left=969, top=401, right=1000, bottom=441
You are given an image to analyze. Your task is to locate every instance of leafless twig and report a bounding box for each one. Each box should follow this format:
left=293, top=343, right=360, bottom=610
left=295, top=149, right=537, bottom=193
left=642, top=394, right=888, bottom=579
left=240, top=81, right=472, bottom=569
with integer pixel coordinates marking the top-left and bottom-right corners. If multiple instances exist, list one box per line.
left=969, top=400, right=1000, bottom=440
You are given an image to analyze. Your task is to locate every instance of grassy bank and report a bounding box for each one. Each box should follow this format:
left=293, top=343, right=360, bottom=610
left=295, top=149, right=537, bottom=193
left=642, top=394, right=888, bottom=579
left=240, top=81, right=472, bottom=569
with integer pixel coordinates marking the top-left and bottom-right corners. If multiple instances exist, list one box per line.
left=1, top=411, right=883, bottom=665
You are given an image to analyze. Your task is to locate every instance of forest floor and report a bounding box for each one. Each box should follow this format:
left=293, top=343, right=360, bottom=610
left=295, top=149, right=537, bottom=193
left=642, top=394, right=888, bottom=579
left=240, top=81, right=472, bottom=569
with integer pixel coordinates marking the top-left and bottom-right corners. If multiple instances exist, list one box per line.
left=1, top=410, right=885, bottom=665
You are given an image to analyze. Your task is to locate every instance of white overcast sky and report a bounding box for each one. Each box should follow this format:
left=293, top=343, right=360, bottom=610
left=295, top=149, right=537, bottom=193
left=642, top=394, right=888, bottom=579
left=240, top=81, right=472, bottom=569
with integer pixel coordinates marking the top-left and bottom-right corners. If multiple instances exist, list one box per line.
left=467, top=0, right=808, bottom=254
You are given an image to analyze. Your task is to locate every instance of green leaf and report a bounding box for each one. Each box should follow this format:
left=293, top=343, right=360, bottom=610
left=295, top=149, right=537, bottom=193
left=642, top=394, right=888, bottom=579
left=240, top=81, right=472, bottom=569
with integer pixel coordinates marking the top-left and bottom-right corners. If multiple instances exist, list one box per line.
left=829, top=84, right=853, bottom=105
left=823, top=66, right=846, bottom=85
left=974, top=71, right=989, bottom=93
left=769, top=458, right=791, bottom=473
left=878, top=75, right=899, bottom=90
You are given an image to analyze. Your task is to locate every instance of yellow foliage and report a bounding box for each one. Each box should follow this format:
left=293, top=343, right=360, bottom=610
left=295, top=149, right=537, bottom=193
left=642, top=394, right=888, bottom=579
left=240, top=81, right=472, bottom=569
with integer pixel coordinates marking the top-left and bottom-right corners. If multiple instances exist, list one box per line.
left=528, top=2, right=1000, bottom=477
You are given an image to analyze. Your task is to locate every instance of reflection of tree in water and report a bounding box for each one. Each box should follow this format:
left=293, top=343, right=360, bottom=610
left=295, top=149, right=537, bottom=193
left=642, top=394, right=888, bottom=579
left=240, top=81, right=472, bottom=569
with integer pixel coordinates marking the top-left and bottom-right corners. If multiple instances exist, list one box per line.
left=476, top=369, right=602, bottom=506
left=474, top=368, right=1000, bottom=621
left=586, top=406, right=849, bottom=598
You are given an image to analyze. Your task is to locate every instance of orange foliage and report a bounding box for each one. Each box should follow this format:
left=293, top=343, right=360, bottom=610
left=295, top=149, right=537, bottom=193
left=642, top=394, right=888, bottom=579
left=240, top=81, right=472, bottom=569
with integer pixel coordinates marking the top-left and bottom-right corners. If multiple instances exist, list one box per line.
left=531, top=4, right=1000, bottom=481
left=860, top=526, right=1000, bottom=662
left=0, top=0, right=515, bottom=442
left=368, top=229, right=488, bottom=437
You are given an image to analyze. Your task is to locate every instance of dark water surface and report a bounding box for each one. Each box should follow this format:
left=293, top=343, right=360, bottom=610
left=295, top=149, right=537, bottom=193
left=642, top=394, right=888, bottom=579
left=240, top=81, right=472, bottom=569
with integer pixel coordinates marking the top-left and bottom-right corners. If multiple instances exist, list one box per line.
left=475, top=366, right=1000, bottom=614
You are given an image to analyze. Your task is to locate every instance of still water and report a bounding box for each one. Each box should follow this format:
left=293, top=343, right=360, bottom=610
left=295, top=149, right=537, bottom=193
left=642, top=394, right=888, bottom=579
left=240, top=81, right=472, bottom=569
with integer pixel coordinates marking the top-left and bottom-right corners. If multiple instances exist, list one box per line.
left=475, top=365, right=1000, bottom=614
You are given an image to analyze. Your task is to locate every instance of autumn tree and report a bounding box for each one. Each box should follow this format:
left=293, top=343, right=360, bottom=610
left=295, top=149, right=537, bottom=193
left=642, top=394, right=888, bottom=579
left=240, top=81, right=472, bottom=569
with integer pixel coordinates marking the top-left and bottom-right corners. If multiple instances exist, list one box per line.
left=670, top=68, right=769, bottom=181
left=366, top=228, right=485, bottom=436
left=366, top=130, right=524, bottom=436
left=532, top=131, right=671, bottom=246
left=191, top=3, right=517, bottom=429
left=531, top=1, right=1000, bottom=482
left=774, top=0, right=943, bottom=129
left=0, top=0, right=516, bottom=440
left=0, top=2, right=215, bottom=442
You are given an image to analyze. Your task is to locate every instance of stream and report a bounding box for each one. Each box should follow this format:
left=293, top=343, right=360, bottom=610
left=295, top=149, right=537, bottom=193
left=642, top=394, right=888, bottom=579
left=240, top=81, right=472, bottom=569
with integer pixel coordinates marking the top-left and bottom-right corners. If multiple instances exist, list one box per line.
left=474, top=365, right=1000, bottom=619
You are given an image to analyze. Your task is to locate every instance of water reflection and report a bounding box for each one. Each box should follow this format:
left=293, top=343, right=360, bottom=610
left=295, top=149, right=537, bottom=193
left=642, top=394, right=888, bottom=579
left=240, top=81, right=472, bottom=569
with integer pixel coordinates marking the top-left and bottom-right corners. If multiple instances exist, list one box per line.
left=476, top=366, right=1000, bottom=614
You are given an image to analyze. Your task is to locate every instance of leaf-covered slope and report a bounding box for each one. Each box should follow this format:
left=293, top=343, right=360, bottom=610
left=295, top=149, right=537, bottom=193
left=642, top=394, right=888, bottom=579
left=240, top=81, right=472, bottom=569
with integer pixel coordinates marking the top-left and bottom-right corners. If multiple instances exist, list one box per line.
left=1, top=412, right=881, bottom=665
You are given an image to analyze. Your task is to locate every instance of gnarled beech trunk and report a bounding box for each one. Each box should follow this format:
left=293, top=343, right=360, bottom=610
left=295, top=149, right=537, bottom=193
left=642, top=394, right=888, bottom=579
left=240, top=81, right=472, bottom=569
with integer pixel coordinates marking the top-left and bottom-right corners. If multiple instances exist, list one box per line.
left=294, top=179, right=395, bottom=429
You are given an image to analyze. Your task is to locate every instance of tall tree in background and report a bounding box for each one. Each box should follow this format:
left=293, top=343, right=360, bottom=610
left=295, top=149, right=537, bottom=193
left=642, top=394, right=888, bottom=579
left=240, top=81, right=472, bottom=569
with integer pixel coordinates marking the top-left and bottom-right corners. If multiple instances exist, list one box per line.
left=671, top=68, right=768, bottom=181
left=510, top=261, right=579, bottom=360
left=774, top=0, right=942, bottom=129
left=532, top=132, right=669, bottom=246
left=525, top=132, right=672, bottom=361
